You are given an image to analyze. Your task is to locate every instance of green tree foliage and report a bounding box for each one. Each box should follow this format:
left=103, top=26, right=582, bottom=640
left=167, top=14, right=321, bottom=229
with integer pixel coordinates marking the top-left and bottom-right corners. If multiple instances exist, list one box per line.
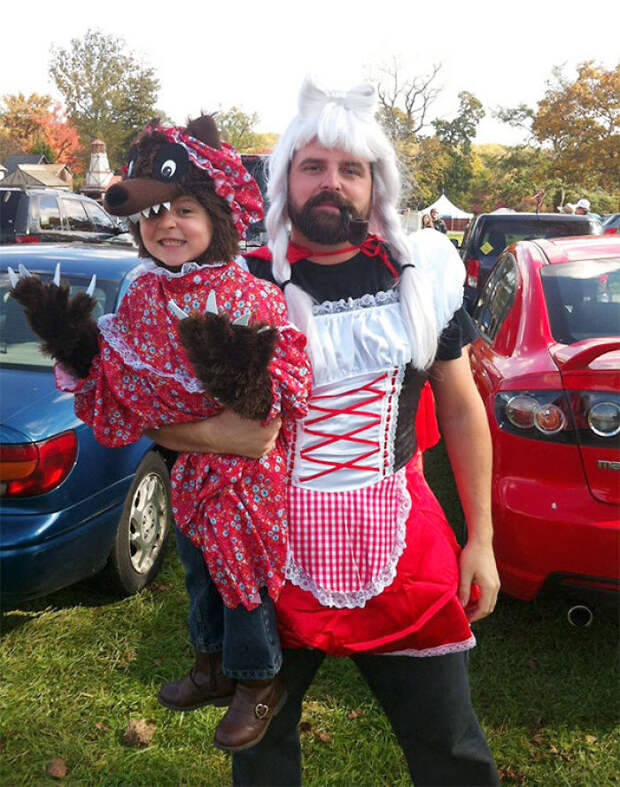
left=216, top=106, right=261, bottom=152
left=433, top=91, right=485, bottom=203
left=49, top=29, right=160, bottom=170
left=496, top=61, right=620, bottom=209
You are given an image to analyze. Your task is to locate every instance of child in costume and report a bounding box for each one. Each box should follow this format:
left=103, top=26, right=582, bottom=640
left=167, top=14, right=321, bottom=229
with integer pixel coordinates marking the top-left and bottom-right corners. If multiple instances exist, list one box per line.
left=10, top=115, right=311, bottom=752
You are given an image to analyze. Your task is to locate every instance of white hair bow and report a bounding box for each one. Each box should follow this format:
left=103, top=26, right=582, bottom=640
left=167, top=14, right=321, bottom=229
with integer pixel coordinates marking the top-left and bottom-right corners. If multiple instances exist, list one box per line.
left=298, top=76, right=376, bottom=120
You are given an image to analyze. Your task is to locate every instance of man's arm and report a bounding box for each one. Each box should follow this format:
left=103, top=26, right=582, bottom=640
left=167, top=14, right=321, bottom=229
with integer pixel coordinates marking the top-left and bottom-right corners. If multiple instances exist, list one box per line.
left=145, top=410, right=281, bottom=459
left=430, top=350, right=500, bottom=622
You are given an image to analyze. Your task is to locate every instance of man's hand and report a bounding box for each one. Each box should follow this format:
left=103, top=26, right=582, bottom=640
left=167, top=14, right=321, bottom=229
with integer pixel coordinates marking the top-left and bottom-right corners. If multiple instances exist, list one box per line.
left=458, top=539, right=500, bottom=623
left=146, top=410, right=282, bottom=459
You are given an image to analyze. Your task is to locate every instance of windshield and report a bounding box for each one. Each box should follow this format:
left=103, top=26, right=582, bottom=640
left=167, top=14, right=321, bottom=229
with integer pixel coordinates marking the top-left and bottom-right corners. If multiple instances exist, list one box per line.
left=475, top=217, right=600, bottom=263
left=0, top=271, right=118, bottom=368
left=541, top=259, right=620, bottom=344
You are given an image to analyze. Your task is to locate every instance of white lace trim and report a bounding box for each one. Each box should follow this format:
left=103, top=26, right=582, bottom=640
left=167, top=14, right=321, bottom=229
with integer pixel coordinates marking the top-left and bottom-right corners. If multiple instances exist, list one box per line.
left=97, top=313, right=205, bottom=394
left=134, top=258, right=228, bottom=281
left=312, top=288, right=398, bottom=316
left=387, top=634, right=477, bottom=658
left=384, top=364, right=405, bottom=477
left=284, top=468, right=412, bottom=608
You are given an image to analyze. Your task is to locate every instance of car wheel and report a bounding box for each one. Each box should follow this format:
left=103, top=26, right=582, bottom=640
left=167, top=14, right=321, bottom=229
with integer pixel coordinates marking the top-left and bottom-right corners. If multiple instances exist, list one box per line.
left=103, top=451, right=172, bottom=595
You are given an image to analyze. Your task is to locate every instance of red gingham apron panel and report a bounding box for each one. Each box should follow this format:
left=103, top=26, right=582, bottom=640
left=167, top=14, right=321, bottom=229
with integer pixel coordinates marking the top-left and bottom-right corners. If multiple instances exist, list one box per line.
left=285, top=468, right=411, bottom=608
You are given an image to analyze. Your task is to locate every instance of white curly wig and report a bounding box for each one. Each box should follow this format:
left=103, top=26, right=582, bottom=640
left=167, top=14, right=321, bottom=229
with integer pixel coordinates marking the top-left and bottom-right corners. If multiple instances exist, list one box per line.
left=266, top=76, right=437, bottom=373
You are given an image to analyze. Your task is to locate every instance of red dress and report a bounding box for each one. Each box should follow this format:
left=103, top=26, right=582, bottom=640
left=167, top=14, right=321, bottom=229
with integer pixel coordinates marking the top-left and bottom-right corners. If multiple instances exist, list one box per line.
left=264, top=230, right=477, bottom=657
left=56, top=259, right=311, bottom=609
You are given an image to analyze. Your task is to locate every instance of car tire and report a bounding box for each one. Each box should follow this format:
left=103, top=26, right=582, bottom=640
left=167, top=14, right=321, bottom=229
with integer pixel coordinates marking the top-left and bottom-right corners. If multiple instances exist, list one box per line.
left=103, top=450, right=172, bottom=595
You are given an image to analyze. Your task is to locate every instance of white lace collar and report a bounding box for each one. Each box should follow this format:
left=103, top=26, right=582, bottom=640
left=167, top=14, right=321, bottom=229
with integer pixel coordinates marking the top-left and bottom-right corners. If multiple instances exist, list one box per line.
left=312, top=288, right=398, bottom=316
left=135, top=258, right=229, bottom=280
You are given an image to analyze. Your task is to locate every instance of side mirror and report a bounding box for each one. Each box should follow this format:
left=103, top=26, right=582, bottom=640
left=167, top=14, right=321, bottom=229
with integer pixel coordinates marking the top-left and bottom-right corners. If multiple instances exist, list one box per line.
left=451, top=238, right=460, bottom=249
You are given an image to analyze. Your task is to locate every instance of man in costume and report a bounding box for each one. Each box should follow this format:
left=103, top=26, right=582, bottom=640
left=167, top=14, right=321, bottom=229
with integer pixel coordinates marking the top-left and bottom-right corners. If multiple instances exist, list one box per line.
left=153, top=77, right=500, bottom=785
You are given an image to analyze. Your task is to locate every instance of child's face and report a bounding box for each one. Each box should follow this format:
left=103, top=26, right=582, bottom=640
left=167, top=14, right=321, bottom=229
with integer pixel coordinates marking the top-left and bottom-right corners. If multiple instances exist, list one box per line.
left=139, top=195, right=213, bottom=267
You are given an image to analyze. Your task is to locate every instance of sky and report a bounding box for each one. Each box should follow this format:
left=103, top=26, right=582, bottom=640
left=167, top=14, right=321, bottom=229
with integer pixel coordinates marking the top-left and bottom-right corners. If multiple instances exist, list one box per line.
left=3, top=0, right=618, bottom=147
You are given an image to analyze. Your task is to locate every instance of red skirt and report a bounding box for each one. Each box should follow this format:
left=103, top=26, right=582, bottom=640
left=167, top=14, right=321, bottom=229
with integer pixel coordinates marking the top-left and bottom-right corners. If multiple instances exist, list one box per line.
left=276, top=452, right=477, bottom=657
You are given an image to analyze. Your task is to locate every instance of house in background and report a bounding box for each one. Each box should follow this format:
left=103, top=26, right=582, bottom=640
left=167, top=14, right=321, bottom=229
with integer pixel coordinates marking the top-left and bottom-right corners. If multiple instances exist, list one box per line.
left=4, top=153, right=50, bottom=173
left=0, top=163, right=73, bottom=190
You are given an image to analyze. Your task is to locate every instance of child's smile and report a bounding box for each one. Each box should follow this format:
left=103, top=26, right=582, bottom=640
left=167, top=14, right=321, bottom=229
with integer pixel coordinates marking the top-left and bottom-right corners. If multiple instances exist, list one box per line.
left=140, top=195, right=213, bottom=267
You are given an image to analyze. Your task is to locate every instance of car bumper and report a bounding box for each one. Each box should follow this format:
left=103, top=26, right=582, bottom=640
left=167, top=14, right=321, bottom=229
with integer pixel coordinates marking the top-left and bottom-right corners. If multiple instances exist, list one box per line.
left=493, top=477, right=618, bottom=601
left=0, top=502, right=124, bottom=606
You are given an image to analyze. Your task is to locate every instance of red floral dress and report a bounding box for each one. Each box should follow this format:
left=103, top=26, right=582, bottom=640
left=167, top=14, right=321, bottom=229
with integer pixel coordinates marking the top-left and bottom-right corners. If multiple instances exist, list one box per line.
left=56, top=259, right=311, bottom=609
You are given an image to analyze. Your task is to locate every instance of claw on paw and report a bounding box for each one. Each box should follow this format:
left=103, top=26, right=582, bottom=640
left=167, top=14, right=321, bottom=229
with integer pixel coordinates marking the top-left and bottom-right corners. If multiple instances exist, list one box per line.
left=168, top=299, right=188, bottom=320
left=85, top=274, right=97, bottom=297
left=205, top=290, right=218, bottom=314
left=7, top=266, right=18, bottom=288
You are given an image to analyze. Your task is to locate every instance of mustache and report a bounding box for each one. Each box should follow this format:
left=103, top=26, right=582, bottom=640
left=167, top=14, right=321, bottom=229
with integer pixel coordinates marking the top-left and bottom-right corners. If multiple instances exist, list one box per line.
left=305, top=191, right=353, bottom=213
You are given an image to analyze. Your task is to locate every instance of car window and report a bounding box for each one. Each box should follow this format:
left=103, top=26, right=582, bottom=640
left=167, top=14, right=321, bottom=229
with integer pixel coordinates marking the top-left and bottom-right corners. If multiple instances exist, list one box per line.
left=84, top=201, right=117, bottom=233
left=62, top=199, right=93, bottom=232
left=472, top=254, right=518, bottom=342
left=0, top=191, right=23, bottom=239
left=541, top=258, right=620, bottom=344
left=0, top=272, right=118, bottom=368
left=472, top=217, right=599, bottom=264
left=38, top=196, right=62, bottom=230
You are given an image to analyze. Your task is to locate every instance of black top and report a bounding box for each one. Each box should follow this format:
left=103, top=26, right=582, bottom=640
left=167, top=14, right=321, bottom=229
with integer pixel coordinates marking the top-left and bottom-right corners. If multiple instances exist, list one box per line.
left=246, top=249, right=477, bottom=362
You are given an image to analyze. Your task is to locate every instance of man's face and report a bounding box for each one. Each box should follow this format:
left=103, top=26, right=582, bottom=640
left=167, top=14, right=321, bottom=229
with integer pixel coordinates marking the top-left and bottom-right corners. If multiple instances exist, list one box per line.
left=287, top=140, right=372, bottom=244
left=575, top=207, right=587, bottom=215
left=430, top=209, right=438, bottom=220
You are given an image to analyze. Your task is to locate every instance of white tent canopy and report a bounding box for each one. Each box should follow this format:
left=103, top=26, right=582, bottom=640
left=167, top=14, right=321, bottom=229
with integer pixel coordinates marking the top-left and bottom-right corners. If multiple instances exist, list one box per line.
left=421, top=193, right=472, bottom=219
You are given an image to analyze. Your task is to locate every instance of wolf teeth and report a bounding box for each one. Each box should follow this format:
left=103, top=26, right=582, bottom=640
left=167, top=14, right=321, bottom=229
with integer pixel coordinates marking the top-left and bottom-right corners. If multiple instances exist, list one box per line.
left=86, top=274, right=97, bottom=297
left=18, top=263, right=31, bottom=278
left=7, top=266, right=18, bottom=288
left=128, top=213, right=141, bottom=224
left=232, top=313, right=250, bottom=326
left=53, top=263, right=61, bottom=286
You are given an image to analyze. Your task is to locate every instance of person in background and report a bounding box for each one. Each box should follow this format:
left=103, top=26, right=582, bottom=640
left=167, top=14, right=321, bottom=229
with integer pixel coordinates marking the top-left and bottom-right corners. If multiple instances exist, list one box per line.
left=430, top=207, right=448, bottom=233
left=421, top=213, right=434, bottom=228
left=575, top=198, right=591, bottom=216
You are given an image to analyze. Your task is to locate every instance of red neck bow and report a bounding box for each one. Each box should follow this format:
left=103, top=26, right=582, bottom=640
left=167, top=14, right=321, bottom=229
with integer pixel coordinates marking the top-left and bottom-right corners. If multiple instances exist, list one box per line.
left=245, top=234, right=399, bottom=277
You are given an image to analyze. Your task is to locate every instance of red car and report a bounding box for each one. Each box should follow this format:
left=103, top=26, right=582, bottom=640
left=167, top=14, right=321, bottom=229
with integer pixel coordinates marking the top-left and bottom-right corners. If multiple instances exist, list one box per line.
left=468, top=235, right=619, bottom=603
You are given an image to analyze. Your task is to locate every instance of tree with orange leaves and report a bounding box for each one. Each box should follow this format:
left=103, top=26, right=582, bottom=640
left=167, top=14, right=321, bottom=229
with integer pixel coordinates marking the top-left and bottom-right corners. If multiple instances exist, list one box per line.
left=0, top=93, right=83, bottom=173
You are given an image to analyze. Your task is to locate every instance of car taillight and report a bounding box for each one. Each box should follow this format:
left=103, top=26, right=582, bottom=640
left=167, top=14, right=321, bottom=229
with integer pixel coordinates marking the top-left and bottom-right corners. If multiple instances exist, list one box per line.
left=0, top=431, right=77, bottom=497
left=495, top=391, right=620, bottom=446
left=14, top=234, right=41, bottom=243
left=465, top=258, right=480, bottom=288
left=603, top=227, right=618, bottom=235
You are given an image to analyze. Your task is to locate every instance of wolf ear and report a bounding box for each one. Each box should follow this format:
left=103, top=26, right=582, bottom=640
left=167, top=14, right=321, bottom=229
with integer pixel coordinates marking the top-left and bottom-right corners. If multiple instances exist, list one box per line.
left=186, top=115, right=221, bottom=149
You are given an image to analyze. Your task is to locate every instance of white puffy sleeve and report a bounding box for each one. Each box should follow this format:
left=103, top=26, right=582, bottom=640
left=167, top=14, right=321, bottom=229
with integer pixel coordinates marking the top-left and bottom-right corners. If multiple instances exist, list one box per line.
left=407, top=228, right=466, bottom=335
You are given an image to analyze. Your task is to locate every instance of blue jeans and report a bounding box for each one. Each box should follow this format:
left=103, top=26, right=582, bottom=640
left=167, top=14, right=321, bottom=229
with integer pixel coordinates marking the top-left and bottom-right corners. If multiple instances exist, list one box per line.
left=174, top=527, right=282, bottom=680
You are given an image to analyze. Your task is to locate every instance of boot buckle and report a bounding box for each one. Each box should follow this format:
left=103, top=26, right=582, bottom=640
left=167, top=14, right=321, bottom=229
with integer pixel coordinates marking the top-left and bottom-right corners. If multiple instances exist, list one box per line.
left=254, top=703, right=269, bottom=719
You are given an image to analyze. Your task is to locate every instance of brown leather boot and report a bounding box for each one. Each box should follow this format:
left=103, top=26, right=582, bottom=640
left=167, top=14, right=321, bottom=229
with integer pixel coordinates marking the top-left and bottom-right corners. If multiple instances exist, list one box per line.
left=158, top=651, right=235, bottom=711
left=213, top=676, right=287, bottom=752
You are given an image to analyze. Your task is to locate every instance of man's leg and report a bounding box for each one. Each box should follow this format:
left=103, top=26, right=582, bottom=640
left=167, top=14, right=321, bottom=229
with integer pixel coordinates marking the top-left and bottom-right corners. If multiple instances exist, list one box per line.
left=232, top=648, right=325, bottom=787
left=354, top=652, right=500, bottom=787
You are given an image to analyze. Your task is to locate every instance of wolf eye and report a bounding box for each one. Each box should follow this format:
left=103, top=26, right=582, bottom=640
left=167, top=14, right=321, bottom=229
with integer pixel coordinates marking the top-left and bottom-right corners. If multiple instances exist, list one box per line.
left=161, top=160, right=176, bottom=178
left=152, top=143, right=188, bottom=182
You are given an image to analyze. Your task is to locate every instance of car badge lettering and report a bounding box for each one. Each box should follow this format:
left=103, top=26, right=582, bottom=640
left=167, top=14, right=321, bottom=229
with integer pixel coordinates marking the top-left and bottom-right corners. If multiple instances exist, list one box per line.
left=597, top=460, right=620, bottom=471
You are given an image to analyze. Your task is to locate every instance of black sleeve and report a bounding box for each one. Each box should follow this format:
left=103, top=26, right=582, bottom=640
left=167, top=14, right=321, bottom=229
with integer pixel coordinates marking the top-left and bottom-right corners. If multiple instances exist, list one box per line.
left=435, top=306, right=478, bottom=361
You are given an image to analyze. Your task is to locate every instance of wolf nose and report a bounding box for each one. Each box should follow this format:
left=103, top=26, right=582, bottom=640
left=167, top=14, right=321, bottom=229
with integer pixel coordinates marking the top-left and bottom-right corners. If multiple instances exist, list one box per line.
left=105, top=184, right=129, bottom=209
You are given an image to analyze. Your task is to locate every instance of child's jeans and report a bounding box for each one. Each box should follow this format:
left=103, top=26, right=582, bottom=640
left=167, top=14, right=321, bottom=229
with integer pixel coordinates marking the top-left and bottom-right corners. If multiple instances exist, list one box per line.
left=174, top=527, right=282, bottom=680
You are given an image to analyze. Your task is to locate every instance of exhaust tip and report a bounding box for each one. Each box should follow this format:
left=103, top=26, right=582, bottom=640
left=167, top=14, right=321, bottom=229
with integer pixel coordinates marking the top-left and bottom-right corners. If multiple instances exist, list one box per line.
left=567, top=604, right=593, bottom=627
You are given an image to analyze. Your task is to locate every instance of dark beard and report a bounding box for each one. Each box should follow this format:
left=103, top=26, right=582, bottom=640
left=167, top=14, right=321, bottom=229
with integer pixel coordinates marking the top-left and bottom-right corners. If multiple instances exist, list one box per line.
left=288, top=191, right=367, bottom=244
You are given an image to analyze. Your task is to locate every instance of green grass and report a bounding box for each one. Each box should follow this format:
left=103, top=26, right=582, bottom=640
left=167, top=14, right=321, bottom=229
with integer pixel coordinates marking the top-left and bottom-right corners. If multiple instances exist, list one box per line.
left=1, top=443, right=618, bottom=786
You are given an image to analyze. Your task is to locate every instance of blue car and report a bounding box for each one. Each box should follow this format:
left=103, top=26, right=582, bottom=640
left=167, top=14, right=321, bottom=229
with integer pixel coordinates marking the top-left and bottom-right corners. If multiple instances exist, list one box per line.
left=0, top=243, right=172, bottom=606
